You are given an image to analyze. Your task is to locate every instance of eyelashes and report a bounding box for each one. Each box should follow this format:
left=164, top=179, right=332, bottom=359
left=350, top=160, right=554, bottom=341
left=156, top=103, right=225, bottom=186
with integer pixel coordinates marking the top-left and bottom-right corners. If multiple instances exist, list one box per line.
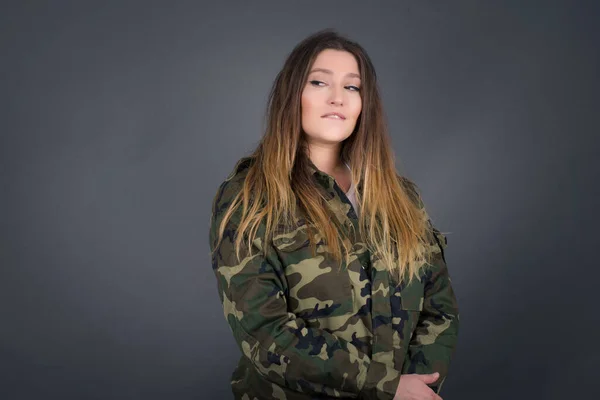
left=309, top=80, right=361, bottom=92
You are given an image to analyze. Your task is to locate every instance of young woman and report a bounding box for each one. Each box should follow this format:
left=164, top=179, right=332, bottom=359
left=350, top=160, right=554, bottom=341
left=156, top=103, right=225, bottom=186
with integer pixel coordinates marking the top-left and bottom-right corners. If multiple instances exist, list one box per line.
left=209, top=29, right=459, bottom=400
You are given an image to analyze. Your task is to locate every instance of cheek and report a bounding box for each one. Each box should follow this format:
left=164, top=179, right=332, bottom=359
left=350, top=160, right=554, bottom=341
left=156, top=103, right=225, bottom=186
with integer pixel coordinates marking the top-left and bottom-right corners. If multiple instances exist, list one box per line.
left=301, top=97, right=313, bottom=131
left=301, top=90, right=315, bottom=107
left=300, top=95, right=309, bottom=115
left=351, top=99, right=362, bottom=121
left=301, top=93, right=319, bottom=120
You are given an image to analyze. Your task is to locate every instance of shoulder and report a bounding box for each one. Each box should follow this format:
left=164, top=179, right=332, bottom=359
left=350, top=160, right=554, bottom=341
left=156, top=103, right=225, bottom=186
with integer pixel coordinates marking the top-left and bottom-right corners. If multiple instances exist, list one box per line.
left=209, top=156, right=258, bottom=249
left=211, top=156, right=256, bottom=213
left=225, top=156, right=256, bottom=182
left=209, top=156, right=257, bottom=237
left=396, top=174, right=424, bottom=209
left=397, top=175, right=449, bottom=250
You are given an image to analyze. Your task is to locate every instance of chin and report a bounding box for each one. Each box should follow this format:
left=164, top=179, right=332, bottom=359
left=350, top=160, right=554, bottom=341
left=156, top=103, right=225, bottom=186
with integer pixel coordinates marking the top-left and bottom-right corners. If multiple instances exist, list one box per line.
left=318, top=134, right=353, bottom=144
left=308, top=128, right=353, bottom=142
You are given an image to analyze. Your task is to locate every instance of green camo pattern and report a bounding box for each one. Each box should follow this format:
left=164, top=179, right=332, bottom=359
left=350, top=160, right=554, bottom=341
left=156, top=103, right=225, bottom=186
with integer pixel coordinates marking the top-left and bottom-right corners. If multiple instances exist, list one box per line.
left=208, top=156, right=459, bottom=400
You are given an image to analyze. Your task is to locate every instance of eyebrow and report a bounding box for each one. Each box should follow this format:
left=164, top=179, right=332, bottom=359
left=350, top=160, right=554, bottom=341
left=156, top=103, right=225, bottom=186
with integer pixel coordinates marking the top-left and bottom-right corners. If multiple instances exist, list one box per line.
left=309, top=68, right=361, bottom=79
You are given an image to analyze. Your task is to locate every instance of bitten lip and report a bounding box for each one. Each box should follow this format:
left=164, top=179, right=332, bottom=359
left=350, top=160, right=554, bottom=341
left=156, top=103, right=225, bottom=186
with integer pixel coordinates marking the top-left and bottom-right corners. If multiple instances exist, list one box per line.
left=321, top=112, right=346, bottom=120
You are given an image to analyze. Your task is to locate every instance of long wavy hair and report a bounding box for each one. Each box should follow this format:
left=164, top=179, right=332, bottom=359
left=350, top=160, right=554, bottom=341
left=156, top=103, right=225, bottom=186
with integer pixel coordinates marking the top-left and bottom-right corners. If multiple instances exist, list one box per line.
left=212, top=29, right=436, bottom=285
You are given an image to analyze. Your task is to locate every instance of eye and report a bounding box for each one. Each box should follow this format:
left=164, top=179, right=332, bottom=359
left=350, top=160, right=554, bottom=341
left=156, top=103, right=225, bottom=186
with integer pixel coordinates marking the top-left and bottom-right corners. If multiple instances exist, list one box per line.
left=309, top=80, right=360, bottom=92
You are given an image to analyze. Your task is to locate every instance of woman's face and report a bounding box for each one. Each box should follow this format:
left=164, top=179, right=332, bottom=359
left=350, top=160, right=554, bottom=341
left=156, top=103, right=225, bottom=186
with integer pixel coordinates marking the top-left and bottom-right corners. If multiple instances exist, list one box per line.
left=301, top=49, right=362, bottom=146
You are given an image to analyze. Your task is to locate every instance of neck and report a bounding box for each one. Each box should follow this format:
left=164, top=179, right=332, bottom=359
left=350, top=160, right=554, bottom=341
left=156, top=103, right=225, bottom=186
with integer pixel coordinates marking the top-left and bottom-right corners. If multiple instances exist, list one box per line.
left=306, top=143, right=344, bottom=176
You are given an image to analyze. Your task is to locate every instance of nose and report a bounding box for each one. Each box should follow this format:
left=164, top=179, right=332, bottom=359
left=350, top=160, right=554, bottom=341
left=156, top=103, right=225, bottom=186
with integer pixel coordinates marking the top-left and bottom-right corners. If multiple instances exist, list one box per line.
left=328, top=86, right=343, bottom=106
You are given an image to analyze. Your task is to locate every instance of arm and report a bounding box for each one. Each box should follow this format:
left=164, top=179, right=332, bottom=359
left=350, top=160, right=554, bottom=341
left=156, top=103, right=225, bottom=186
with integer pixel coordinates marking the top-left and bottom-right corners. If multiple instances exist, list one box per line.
left=401, top=225, right=460, bottom=395
left=209, top=216, right=400, bottom=399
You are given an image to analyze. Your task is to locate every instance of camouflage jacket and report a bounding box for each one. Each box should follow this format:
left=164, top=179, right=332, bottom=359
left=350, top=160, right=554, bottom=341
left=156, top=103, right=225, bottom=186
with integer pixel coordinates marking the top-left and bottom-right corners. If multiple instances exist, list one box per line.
left=209, top=156, right=459, bottom=400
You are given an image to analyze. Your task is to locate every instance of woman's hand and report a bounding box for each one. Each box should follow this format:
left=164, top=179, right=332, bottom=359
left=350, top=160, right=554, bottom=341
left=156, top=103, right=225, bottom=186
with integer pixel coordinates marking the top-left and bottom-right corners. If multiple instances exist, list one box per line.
left=393, top=372, right=443, bottom=400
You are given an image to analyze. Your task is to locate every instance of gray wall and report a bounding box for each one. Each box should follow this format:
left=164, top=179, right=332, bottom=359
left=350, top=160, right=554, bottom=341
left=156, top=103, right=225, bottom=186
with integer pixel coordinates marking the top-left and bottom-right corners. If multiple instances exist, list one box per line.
left=2, top=1, right=598, bottom=399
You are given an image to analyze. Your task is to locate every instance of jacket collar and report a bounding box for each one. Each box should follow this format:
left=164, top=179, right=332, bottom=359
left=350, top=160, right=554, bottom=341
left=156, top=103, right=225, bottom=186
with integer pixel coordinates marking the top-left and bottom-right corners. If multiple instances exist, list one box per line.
left=232, top=155, right=362, bottom=194
left=306, top=157, right=363, bottom=194
left=305, top=156, right=325, bottom=178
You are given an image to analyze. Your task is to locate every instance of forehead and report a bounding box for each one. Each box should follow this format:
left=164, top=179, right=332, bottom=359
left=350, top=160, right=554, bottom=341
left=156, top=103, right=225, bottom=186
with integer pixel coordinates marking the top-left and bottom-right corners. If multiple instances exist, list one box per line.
left=310, top=49, right=360, bottom=76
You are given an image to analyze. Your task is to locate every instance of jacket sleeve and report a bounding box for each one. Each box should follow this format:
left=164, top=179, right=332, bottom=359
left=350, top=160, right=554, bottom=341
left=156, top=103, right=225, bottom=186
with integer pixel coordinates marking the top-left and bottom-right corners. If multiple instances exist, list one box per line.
left=209, top=205, right=400, bottom=400
left=401, top=224, right=460, bottom=395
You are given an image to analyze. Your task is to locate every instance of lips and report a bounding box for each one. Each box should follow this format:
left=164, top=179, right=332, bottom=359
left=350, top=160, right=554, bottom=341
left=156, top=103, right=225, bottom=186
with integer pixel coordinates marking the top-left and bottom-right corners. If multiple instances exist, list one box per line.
left=321, top=112, right=346, bottom=120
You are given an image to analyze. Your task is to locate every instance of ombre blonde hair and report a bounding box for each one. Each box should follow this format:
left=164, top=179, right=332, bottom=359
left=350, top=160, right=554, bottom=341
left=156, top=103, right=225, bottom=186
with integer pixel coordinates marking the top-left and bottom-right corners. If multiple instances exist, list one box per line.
left=212, top=29, right=438, bottom=286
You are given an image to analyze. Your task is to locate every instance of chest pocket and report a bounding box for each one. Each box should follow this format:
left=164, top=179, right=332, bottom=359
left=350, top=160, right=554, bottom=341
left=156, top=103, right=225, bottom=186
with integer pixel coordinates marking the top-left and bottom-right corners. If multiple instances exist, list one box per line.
left=272, top=224, right=354, bottom=320
left=390, top=275, right=424, bottom=344
left=398, top=278, right=424, bottom=311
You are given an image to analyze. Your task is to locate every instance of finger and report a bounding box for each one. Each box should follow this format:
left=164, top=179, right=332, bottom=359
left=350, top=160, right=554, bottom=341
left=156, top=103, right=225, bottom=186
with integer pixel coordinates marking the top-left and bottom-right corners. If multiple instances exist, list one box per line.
left=418, top=372, right=439, bottom=383
left=416, top=372, right=435, bottom=381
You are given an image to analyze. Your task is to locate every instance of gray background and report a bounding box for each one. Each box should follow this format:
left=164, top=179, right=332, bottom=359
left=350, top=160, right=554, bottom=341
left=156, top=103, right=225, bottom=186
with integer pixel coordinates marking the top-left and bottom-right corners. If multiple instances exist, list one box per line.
left=2, top=1, right=599, bottom=399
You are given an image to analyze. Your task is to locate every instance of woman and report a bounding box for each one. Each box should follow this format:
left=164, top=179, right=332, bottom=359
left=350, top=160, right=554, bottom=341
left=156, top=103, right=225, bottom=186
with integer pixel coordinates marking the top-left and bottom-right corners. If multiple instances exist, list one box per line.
left=209, top=29, right=459, bottom=400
